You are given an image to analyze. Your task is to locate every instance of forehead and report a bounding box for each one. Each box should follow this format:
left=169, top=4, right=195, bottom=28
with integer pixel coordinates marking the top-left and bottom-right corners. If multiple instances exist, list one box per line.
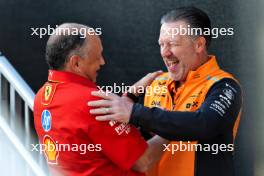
left=84, top=35, right=103, bottom=51
left=159, top=21, right=188, bottom=42
left=93, top=35, right=103, bottom=50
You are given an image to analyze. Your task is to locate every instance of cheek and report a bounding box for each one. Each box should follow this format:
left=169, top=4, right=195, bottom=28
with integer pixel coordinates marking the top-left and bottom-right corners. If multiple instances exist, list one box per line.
left=170, top=48, right=181, bottom=56
left=89, top=65, right=96, bottom=73
left=181, top=57, right=193, bottom=70
left=86, top=59, right=96, bottom=68
left=171, top=47, right=189, bottom=59
left=180, top=48, right=196, bottom=63
left=91, top=62, right=100, bottom=71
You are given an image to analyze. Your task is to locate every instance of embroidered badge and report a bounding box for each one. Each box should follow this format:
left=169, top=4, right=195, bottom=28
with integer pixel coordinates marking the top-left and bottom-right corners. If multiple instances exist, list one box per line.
left=41, top=110, right=52, bottom=132
left=43, top=135, right=59, bottom=164
left=41, top=83, right=58, bottom=106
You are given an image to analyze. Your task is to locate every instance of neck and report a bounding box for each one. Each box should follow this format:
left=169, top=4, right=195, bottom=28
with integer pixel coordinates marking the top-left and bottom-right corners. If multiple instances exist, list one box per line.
left=200, top=53, right=210, bottom=66
left=177, top=54, right=210, bottom=86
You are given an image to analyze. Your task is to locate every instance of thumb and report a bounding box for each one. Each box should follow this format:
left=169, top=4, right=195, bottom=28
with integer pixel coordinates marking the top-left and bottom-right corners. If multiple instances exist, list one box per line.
left=142, top=70, right=163, bottom=87
left=149, top=70, right=163, bottom=80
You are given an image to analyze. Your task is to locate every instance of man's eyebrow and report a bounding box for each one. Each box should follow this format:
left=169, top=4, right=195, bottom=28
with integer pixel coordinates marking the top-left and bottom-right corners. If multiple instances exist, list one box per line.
left=158, top=38, right=180, bottom=44
left=169, top=40, right=180, bottom=43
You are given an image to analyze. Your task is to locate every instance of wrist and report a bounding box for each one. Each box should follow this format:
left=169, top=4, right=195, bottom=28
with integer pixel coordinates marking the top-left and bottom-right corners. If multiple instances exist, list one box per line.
left=128, top=85, right=141, bottom=97
left=123, top=92, right=139, bottom=103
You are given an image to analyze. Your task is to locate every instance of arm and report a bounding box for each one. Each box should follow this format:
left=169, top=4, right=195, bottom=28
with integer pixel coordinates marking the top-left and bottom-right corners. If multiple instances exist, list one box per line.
left=127, top=70, right=163, bottom=96
left=88, top=99, right=168, bottom=173
left=130, top=79, right=242, bottom=141
left=132, top=135, right=168, bottom=172
left=88, top=79, right=242, bottom=141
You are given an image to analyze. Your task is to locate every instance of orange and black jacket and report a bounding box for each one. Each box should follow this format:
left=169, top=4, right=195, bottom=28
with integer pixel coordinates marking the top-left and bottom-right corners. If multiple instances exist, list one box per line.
left=129, top=56, right=242, bottom=176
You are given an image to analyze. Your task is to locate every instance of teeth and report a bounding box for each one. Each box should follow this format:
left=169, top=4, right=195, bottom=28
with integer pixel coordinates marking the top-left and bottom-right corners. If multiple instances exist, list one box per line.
left=167, top=61, right=179, bottom=66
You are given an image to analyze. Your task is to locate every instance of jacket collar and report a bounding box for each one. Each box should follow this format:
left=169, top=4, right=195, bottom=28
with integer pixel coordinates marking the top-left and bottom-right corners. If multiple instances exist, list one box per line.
left=185, top=55, right=219, bottom=82
left=47, top=70, right=97, bottom=88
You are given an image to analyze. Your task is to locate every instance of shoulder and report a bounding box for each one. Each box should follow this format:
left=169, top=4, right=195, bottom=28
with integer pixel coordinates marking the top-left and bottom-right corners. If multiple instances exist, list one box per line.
left=206, top=78, right=242, bottom=104
left=60, top=82, right=99, bottom=100
left=154, top=72, right=169, bottom=81
left=210, top=78, right=241, bottom=93
left=149, top=72, right=169, bottom=86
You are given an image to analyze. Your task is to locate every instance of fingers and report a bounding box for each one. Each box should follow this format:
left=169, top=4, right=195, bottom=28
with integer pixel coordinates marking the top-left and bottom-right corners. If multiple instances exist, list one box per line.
left=95, top=115, right=117, bottom=121
left=88, top=99, right=111, bottom=107
left=90, top=107, right=113, bottom=115
left=91, top=91, right=118, bottom=100
left=147, top=70, right=163, bottom=80
left=151, top=70, right=163, bottom=78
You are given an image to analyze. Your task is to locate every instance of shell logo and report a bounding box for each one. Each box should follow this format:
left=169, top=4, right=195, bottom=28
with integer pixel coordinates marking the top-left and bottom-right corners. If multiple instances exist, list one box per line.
left=43, top=135, right=59, bottom=164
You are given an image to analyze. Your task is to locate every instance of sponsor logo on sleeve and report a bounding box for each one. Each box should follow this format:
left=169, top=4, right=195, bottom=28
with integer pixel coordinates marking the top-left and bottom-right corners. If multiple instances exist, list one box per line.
left=223, top=89, right=234, bottom=100
left=41, top=83, right=58, bottom=105
left=41, top=110, right=52, bottom=132
left=43, top=135, right=59, bottom=164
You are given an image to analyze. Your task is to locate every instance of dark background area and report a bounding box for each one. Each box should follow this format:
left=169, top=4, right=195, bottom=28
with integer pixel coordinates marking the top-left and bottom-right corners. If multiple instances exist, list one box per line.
left=0, top=0, right=263, bottom=175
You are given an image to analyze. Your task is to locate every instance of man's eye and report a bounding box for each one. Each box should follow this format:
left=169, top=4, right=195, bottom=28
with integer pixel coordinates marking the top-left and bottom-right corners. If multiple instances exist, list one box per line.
left=169, top=42, right=179, bottom=46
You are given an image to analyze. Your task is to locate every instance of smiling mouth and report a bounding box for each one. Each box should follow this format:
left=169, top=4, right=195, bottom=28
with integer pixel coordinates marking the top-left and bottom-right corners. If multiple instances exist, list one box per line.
left=167, top=60, right=179, bottom=67
left=165, top=59, right=180, bottom=72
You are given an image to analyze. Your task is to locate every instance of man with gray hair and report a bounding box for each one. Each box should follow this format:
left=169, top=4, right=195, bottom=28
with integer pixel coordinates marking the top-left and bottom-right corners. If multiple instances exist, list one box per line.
left=33, top=23, right=166, bottom=176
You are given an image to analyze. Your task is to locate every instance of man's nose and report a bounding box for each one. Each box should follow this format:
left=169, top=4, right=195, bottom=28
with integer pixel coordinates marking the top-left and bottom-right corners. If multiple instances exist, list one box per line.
left=100, top=56, right=105, bottom=65
left=161, top=46, right=172, bottom=57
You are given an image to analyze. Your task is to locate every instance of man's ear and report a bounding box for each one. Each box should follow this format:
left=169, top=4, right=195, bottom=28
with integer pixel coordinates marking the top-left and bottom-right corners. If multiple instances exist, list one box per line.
left=195, top=36, right=206, bottom=53
left=68, top=55, right=82, bottom=72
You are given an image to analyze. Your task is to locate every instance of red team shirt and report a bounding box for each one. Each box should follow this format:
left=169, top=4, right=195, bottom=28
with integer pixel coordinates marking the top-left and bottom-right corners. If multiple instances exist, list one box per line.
left=33, top=70, right=147, bottom=176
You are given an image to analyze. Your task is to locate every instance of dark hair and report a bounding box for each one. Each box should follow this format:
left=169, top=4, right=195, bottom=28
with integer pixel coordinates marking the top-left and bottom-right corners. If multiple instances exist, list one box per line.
left=45, top=33, right=86, bottom=70
left=161, top=6, right=211, bottom=48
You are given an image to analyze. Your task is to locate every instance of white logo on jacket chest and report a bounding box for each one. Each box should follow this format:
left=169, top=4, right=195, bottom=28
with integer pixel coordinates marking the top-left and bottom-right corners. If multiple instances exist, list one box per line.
left=109, top=120, right=131, bottom=135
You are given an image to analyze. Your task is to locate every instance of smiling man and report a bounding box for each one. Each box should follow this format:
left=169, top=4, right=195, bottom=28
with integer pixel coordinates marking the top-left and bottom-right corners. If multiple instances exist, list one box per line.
left=159, top=20, right=209, bottom=84
left=88, top=7, right=242, bottom=176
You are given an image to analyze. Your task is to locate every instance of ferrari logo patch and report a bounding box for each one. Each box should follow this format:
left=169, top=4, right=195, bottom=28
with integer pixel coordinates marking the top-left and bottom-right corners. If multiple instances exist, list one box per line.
left=41, top=83, right=58, bottom=106
left=45, top=85, right=52, bottom=101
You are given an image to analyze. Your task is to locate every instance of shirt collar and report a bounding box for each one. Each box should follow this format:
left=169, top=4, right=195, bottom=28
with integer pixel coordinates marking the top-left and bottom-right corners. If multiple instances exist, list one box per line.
left=47, top=70, right=97, bottom=88
left=185, top=55, right=219, bottom=82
